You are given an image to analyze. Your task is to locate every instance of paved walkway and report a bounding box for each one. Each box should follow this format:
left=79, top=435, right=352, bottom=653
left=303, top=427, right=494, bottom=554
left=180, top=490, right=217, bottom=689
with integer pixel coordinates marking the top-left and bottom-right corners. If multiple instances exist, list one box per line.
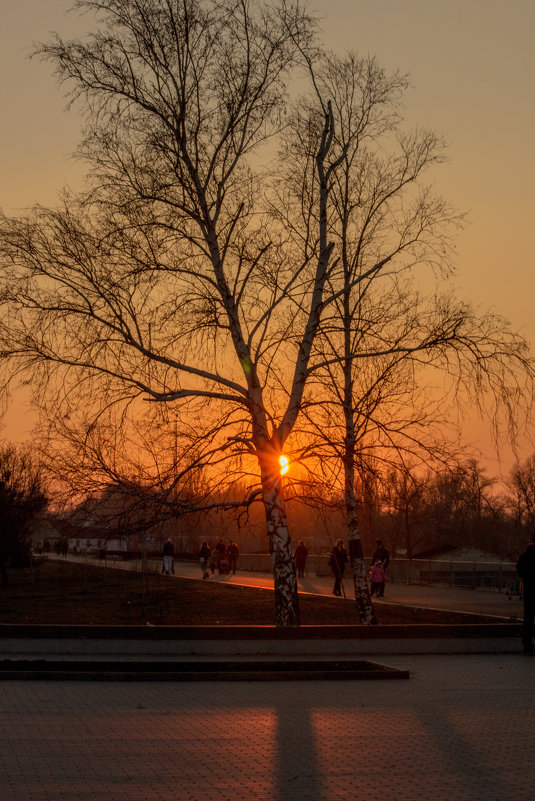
left=57, top=555, right=524, bottom=619
left=1, top=654, right=533, bottom=800
left=168, top=559, right=524, bottom=620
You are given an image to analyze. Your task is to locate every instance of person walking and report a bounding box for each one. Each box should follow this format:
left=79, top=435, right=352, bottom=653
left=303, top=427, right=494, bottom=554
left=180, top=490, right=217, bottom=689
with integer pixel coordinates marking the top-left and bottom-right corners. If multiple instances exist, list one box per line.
left=370, top=559, right=387, bottom=597
left=227, top=541, right=239, bottom=574
left=516, top=540, right=535, bottom=655
left=294, top=540, right=308, bottom=578
left=215, top=539, right=228, bottom=574
left=162, top=537, right=174, bottom=576
left=209, top=548, right=217, bottom=575
left=329, top=539, right=348, bottom=596
left=199, top=541, right=211, bottom=579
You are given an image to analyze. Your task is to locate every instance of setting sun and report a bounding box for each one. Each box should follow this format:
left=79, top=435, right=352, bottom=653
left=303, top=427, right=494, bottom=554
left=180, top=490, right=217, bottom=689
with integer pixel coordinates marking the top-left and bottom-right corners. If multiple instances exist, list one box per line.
left=279, top=455, right=289, bottom=475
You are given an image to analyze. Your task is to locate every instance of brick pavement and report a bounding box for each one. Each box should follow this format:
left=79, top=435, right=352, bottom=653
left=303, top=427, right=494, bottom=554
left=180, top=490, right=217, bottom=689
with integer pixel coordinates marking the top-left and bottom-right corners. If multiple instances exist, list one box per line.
left=0, top=654, right=534, bottom=801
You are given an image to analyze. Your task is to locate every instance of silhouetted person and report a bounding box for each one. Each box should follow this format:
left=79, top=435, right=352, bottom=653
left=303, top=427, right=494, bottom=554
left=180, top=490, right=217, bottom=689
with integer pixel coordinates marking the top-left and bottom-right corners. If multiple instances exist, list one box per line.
left=294, top=540, right=308, bottom=577
left=372, top=539, right=390, bottom=571
left=329, top=539, right=348, bottom=596
left=516, top=540, right=535, bottom=655
left=162, top=537, right=174, bottom=575
left=209, top=548, right=217, bottom=575
left=199, top=541, right=211, bottom=579
left=227, top=541, right=239, bottom=574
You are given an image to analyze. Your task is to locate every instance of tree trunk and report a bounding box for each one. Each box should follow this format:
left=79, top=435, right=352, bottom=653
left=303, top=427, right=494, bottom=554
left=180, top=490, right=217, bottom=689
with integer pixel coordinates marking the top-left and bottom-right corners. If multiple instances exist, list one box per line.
left=344, top=445, right=377, bottom=625
left=346, top=500, right=377, bottom=625
left=342, top=363, right=376, bottom=621
left=258, top=447, right=300, bottom=627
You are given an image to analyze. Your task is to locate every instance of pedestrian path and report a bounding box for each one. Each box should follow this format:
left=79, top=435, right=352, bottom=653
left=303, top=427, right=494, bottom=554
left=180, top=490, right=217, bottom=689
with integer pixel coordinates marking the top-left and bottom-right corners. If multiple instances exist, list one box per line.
left=169, top=559, right=523, bottom=620
left=53, top=555, right=523, bottom=619
left=0, top=653, right=533, bottom=800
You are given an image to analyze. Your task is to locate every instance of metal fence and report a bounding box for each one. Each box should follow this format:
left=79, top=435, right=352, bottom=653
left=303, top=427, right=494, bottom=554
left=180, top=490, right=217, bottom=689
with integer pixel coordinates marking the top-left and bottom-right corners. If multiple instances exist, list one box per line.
left=387, top=558, right=521, bottom=596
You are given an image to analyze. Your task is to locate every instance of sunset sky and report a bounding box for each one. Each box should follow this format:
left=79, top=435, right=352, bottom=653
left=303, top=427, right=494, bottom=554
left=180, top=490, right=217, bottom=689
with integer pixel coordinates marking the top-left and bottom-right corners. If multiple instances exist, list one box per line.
left=1, top=0, right=534, bottom=474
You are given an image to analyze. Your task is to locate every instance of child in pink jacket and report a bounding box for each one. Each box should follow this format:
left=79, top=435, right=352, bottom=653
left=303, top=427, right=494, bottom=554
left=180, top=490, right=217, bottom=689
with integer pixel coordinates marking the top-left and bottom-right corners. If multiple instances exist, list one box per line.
left=370, top=559, right=387, bottom=597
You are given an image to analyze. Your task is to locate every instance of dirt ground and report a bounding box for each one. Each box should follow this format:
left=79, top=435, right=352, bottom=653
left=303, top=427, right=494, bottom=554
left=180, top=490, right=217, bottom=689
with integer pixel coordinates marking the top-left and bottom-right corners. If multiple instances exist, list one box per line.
left=0, top=559, right=500, bottom=626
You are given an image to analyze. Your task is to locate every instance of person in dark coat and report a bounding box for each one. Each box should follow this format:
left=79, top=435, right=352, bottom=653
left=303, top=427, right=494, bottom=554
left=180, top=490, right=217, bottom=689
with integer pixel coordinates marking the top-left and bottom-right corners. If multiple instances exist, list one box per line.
left=516, top=541, right=535, bottom=655
left=372, top=539, right=390, bottom=571
left=227, top=541, right=239, bottom=574
left=162, top=537, right=174, bottom=575
left=294, top=540, right=308, bottom=578
left=329, top=539, right=348, bottom=596
left=199, top=541, right=211, bottom=579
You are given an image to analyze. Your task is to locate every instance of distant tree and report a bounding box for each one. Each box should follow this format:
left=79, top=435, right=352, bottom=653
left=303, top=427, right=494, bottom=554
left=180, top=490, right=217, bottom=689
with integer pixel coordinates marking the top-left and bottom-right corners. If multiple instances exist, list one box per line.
left=506, top=454, right=535, bottom=559
left=0, top=445, right=47, bottom=584
left=275, top=50, right=533, bottom=620
left=381, top=465, right=430, bottom=559
left=377, top=458, right=507, bottom=559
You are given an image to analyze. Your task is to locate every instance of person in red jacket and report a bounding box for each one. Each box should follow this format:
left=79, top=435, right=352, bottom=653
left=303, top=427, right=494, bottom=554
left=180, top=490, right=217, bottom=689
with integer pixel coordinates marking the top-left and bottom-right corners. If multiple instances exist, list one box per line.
left=370, top=559, right=387, bottom=597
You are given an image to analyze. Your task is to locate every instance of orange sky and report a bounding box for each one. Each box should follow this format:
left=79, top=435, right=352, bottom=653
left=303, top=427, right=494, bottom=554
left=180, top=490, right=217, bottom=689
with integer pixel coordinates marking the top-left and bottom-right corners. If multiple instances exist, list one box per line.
left=1, top=0, right=534, bottom=476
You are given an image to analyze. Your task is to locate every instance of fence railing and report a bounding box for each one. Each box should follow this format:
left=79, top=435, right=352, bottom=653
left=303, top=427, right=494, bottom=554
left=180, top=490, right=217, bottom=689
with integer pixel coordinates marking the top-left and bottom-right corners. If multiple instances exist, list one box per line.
left=52, top=550, right=523, bottom=596
left=387, top=558, right=521, bottom=595
left=236, top=554, right=522, bottom=595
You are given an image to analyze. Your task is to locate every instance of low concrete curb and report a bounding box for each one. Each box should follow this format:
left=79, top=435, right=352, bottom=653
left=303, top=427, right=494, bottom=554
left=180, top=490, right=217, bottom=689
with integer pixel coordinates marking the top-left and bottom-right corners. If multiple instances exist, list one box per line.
left=0, top=623, right=524, bottom=658
left=0, top=657, right=410, bottom=681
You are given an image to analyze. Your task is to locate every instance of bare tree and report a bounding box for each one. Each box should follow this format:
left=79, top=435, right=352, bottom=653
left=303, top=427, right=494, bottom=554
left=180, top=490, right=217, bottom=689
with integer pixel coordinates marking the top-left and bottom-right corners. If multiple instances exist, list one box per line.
left=380, top=464, right=430, bottom=559
left=1, top=4, right=531, bottom=627
left=273, top=51, right=534, bottom=621
left=0, top=0, right=357, bottom=626
left=508, top=455, right=535, bottom=531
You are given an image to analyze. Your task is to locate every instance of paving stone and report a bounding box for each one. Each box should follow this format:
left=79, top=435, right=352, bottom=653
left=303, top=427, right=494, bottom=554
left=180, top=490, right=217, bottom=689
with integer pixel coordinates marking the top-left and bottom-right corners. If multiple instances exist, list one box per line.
left=0, top=655, right=533, bottom=800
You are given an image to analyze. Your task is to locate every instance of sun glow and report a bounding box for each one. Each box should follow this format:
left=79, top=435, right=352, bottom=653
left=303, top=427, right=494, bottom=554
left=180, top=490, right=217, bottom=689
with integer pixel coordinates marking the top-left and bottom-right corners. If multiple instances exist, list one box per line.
left=279, top=455, right=289, bottom=475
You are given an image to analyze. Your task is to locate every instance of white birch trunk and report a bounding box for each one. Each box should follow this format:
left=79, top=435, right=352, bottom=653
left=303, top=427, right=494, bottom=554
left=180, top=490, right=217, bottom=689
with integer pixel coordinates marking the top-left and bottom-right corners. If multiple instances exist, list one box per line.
left=258, top=447, right=300, bottom=627
left=347, top=520, right=377, bottom=625
left=344, top=443, right=377, bottom=625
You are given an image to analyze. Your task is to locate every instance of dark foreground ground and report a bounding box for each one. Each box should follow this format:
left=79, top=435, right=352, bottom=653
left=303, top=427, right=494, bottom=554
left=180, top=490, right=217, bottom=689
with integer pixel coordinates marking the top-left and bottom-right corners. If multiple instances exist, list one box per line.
left=0, top=560, right=499, bottom=625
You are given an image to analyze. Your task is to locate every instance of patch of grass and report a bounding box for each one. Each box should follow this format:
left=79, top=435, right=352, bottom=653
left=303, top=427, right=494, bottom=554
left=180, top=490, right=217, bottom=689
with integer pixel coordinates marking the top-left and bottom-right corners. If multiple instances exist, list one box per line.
left=0, top=559, right=496, bottom=626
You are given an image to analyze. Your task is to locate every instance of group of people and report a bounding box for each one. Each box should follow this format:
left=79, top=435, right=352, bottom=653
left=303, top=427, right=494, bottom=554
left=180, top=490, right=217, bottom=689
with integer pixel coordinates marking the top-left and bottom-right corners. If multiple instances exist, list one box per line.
left=159, top=530, right=535, bottom=656
left=292, top=536, right=390, bottom=596
left=324, top=537, right=535, bottom=659
left=370, top=539, right=390, bottom=597
left=161, top=536, right=239, bottom=579
left=160, top=532, right=535, bottom=656
left=198, top=539, right=239, bottom=579
left=323, top=537, right=535, bottom=659
left=328, top=538, right=390, bottom=597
